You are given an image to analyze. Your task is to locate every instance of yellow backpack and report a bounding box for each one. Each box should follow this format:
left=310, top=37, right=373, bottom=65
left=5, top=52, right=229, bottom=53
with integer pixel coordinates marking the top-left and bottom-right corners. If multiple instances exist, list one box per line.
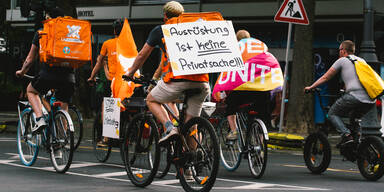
left=39, top=16, right=92, bottom=68
left=347, top=56, right=384, bottom=99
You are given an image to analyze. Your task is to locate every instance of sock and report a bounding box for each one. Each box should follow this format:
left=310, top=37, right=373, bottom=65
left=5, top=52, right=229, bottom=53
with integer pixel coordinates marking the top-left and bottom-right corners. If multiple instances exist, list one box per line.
left=165, top=121, right=174, bottom=133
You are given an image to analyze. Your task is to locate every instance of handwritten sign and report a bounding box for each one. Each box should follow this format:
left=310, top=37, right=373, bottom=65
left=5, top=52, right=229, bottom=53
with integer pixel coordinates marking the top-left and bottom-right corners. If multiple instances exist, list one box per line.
left=102, top=97, right=120, bottom=139
left=161, top=20, right=244, bottom=76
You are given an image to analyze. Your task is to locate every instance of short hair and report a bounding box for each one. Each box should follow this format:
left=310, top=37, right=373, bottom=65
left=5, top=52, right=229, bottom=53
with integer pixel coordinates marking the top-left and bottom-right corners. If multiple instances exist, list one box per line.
left=163, top=1, right=184, bottom=19
left=341, top=40, right=355, bottom=54
left=113, top=19, right=124, bottom=36
left=236, top=30, right=250, bottom=41
left=47, top=7, right=65, bottom=19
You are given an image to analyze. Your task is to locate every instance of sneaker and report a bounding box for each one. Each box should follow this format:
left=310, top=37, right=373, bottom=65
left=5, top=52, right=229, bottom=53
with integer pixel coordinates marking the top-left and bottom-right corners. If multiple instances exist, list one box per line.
left=54, top=149, right=63, bottom=159
left=226, top=130, right=238, bottom=141
left=339, top=134, right=354, bottom=147
left=184, top=168, right=194, bottom=181
left=31, top=118, right=47, bottom=135
left=159, top=127, right=179, bottom=144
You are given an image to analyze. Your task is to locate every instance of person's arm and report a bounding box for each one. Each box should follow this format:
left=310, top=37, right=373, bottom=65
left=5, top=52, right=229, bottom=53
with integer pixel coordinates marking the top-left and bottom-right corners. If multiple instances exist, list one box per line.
left=126, top=43, right=154, bottom=78
left=88, top=54, right=106, bottom=82
left=304, top=67, right=337, bottom=91
left=152, top=60, right=163, bottom=80
left=103, top=59, right=112, bottom=80
left=16, top=44, right=38, bottom=77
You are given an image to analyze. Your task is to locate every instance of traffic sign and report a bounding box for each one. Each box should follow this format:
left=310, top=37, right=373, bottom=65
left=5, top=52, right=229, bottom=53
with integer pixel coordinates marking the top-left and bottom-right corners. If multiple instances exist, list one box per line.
left=274, top=0, right=309, bottom=25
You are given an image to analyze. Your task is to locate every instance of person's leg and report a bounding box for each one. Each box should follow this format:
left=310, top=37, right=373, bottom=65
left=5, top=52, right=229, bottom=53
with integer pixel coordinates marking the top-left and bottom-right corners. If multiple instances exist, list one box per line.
left=27, top=83, right=43, bottom=117
left=328, top=94, right=362, bottom=143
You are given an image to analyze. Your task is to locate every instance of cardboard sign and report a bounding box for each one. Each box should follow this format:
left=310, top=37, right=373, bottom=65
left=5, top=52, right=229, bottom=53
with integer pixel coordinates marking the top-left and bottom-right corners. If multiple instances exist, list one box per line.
left=102, top=97, right=120, bottom=139
left=161, top=20, right=244, bottom=76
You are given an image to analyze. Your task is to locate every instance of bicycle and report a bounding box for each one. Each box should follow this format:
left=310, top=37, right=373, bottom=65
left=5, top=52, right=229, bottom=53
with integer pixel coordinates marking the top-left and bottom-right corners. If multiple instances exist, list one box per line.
left=16, top=75, right=75, bottom=173
left=215, top=102, right=269, bottom=178
left=303, top=88, right=384, bottom=181
left=121, top=75, right=220, bottom=192
left=42, top=89, right=83, bottom=150
left=91, top=77, right=144, bottom=163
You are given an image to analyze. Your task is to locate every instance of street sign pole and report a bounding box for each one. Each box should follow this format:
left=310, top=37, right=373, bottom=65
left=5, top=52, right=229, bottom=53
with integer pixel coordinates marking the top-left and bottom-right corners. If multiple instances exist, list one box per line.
left=278, top=22, right=292, bottom=133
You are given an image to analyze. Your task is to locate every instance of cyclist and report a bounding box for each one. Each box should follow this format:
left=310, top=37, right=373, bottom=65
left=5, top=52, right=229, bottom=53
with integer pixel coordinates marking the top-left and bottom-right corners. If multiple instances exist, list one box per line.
left=218, top=30, right=272, bottom=141
left=88, top=19, right=124, bottom=91
left=15, top=8, right=74, bottom=135
left=125, top=1, right=210, bottom=144
left=304, top=40, right=376, bottom=145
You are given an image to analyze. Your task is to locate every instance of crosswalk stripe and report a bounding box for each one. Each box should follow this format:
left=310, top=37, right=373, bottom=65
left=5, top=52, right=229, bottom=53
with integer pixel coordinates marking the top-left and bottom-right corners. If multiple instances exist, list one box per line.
left=93, top=171, right=127, bottom=177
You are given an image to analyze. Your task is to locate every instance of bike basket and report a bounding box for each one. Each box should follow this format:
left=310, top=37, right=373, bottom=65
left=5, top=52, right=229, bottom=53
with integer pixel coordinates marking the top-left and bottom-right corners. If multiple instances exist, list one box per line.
left=122, top=97, right=146, bottom=107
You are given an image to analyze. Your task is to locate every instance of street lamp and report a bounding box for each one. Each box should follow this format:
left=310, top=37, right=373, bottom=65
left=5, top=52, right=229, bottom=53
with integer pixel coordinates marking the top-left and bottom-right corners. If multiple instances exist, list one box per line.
left=359, top=0, right=382, bottom=137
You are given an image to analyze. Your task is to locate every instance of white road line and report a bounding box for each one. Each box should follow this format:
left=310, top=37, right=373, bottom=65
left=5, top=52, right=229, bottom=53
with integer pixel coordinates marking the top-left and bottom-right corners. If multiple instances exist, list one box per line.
left=0, top=153, right=329, bottom=191
left=0, top=138, right=16, bottom=142
left=93, top=171, right=127, bottom=177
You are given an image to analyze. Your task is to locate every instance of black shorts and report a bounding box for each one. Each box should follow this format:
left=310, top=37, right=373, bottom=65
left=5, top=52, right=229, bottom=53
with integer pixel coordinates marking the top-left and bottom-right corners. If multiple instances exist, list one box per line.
left=31, top=76, right=75, bottom=103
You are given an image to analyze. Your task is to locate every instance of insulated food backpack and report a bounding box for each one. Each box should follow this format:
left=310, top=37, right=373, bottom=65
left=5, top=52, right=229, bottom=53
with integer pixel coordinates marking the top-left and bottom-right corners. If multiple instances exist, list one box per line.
left=347, top=55, right=384, bottom=99
left=39, top=16, right=92, bottom=68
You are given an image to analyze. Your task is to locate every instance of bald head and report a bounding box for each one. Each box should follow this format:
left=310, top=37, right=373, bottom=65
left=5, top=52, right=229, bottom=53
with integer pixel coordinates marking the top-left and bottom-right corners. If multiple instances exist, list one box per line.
left=236, top=30, right=250, bottom=41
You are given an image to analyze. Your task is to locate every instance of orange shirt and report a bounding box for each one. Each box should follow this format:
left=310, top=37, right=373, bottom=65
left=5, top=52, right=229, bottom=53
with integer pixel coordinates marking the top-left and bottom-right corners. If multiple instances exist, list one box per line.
left=100, top=38, right=121, bottom=78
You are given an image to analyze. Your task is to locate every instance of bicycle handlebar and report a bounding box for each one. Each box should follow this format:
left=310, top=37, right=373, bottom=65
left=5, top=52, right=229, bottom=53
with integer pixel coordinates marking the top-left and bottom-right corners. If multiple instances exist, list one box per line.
left=122, top=75, right=157, bottom=86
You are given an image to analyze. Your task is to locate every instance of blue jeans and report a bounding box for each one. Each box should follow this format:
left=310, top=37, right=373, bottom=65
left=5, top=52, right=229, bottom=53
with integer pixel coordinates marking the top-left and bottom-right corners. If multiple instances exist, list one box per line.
left=328, top=93, right=374, bottom=136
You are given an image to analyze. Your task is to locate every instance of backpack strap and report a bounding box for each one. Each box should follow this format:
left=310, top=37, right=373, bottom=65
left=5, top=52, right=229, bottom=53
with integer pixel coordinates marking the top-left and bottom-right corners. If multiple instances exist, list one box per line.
left=346, top=55, right=357, bottom=64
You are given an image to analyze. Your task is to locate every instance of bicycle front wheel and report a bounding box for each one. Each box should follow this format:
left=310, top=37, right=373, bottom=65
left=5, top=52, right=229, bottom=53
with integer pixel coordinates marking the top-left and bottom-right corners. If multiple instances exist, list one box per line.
left=123, top=113, right=160, bottom=187
left=303, top=132, right=331, bottom=174
left=177, top=117, right=220, bottom=192
left=68, top=106, right=83, bottom=150
left=50, top=110, right=74, bottom=173
left=217, top=118, right=241, bottom=171
left=17, top=108, right=39, bottom=166
left=246, top=118, right=268, bottom=178
left=357, top=136, right=384, bottom=181
left=92, top=111, right=111, bottom=162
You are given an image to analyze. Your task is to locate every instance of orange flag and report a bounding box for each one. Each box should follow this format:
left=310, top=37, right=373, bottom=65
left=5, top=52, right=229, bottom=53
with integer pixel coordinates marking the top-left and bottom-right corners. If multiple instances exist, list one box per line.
left=111, top=18, right=140, bottom=111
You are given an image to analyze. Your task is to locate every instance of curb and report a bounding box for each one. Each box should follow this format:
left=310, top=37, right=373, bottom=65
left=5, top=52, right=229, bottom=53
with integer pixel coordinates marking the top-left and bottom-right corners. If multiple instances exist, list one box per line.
left=268, top=132, right=305, bottom=150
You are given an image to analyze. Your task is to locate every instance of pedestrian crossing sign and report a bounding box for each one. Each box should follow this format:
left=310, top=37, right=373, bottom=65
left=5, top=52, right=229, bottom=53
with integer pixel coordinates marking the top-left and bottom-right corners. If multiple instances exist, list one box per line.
left=274, top=0, right=309, bottom=25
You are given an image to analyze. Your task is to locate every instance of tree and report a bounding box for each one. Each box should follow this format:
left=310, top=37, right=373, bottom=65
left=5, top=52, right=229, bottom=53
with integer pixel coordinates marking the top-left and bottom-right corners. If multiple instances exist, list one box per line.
left=284, top=0, right=316, bottom=134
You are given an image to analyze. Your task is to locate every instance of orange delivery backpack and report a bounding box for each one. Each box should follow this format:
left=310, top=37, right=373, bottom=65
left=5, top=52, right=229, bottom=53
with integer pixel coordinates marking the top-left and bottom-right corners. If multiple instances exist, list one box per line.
left=39, top=16, right=92, bottom=68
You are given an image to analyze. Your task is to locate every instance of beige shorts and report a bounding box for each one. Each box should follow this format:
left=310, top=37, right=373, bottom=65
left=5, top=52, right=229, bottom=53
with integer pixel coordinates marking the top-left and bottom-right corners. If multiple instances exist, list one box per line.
left=150, top=80, right=210, bottom=117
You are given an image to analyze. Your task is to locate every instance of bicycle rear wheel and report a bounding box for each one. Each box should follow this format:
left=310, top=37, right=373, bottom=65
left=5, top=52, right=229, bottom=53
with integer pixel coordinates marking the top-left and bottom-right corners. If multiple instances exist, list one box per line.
left=217, top=118, right=242, bottom=171
left=357, top=136, right=384, bottom=181
left=50, top=110, right=74, bottom=173
left=156, top=144, right=172, bottom=178
left=177, top=117, right=220, bottom=192
left=246, top=118, right=268, bottom=178
left=303, top=132, right=331, bottom=174
left=68, top=106, right=83, bottom=150
left=123, top=113, right=160, bottom=187
left=17, top=108, right=39, bottom=166
left=92, top=111, right=111, bottom=162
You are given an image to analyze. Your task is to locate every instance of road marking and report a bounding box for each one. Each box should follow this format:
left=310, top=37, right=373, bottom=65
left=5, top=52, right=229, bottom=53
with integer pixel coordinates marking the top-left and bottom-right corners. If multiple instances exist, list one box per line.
left=93, top=171, right=127, bottom=177
left=0, top=138, right=16, bottom=142
left=283, top=164, right=359, bottom=173
left=0, top=153, right=329, bottom=191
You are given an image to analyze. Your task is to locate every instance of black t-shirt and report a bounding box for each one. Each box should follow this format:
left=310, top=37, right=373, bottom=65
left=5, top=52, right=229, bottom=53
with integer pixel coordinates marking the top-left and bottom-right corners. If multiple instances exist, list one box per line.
left=32, top=32, right=75, bottom=83
left=146, top=25, right=166, bottom=53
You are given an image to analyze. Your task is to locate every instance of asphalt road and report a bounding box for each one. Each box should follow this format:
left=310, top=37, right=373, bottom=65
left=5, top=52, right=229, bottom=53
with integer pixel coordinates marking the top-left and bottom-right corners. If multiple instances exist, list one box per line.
left=1, top=132, right=384, bottom=192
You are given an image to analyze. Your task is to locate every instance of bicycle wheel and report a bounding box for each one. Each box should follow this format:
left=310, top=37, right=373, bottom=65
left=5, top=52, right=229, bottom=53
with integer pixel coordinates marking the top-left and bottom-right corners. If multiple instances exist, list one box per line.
left=92, top=111, right=111, bottom=162
left=123, top=113, right=160, bottom=187
left=217, top=118, right=241, bottom=171
left=303, top=132, right=331, bottom=174
left=357, top=136, right=384, bottom=181
left=17, top=108, right=39, bottom=166
left=156, top=144, right=172, bottom=178
left=177, top=117, right=220, bottom=192
left=246, top=118, right=268, bottom=178
left=68, top=106, right=83, bottom=150
left=50, top=110, right=74, bottom=173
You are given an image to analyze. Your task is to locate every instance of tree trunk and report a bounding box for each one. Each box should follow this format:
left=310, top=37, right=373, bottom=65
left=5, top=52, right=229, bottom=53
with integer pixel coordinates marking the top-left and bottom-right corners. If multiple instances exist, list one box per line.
left=284, top=0, right=316, bottom=134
